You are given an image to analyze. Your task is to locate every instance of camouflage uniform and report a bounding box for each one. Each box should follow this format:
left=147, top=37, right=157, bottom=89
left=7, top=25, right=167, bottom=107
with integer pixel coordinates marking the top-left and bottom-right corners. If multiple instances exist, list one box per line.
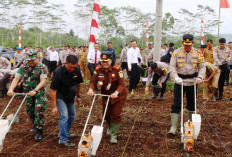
left=15, top=62, right=48, bottom=130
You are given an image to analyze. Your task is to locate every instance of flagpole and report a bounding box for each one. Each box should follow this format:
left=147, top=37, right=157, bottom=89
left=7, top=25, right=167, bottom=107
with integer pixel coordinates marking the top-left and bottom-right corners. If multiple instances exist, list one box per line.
left=218, top=0, right=221, bottom=40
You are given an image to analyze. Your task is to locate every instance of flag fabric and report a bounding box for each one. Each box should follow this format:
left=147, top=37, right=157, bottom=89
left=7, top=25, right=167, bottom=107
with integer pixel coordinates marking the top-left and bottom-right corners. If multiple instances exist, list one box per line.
left=201, top=19, right=204, bottom=45
left=89, top=0, right=101, bottom=52
left=220, top=0, right=230, bottom=8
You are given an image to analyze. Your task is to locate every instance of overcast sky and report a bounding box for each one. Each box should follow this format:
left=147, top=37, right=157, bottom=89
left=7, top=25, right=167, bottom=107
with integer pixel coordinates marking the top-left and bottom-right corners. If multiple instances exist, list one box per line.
left=60, top=0, right=232, bottom=37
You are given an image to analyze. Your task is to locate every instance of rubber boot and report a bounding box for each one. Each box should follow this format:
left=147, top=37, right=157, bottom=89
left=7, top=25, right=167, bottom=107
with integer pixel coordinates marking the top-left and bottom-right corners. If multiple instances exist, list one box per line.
left=188, top=111, right=195, bottom=121
left=35, top=129, right=43, bottom=142
left=110, top=122, right=120, bottom=144
left=168, top=113, right=179, bottom=135
left=106, top=120, right=112, bottom=135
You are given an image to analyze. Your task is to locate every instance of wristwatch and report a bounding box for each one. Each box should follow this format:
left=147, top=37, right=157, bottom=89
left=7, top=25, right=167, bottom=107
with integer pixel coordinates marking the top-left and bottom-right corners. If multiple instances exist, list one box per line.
left=33, top=89, right=38, bottom=93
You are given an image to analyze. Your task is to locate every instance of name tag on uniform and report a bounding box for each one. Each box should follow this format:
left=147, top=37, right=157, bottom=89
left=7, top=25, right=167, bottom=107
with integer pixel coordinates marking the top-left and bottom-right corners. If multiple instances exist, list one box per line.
left=106, top=83, right=111, bottom=90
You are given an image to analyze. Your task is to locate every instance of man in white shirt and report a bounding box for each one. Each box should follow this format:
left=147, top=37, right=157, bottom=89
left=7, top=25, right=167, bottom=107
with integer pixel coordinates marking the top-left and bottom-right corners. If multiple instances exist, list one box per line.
left=127, top=40, right=143, bottom=94
left=47, top=46, right=59, bottom=77
left=87, top=43, right=101, bottom=78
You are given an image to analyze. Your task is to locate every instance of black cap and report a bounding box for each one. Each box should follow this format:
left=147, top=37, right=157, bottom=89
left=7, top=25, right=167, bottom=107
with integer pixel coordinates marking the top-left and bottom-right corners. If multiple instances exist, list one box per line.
left=219, top=38, right=226, bottom=43
left=200, top=45, right=207, bottom=48
left=183, top=34, right=194, bottom=46
left=100, top=51, right=113, bottom=62
left=150, top=63, right=157, bottom=69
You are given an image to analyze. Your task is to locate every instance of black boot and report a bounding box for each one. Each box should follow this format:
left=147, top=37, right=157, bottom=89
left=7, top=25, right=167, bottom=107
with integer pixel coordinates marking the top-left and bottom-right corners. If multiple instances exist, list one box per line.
left=152, top=85, right=161, bottom=99
left=35, top=129, right=43, bottom=142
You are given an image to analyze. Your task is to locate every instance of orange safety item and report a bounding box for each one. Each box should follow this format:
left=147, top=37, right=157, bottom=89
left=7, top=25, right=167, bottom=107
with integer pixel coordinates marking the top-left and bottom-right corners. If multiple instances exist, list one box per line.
left=79, top=151, right=88, bottom=157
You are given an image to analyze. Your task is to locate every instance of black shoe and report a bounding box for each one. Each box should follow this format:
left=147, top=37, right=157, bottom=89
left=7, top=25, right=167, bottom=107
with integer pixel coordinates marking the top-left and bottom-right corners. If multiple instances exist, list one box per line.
left=159, top=97, right=164, bottom=101
left=0, top=93, right=6, bottom=98
left=152, top=95, right=157, bottom=99
left=217, top=97, right=225, bottom=101
left=30, top=126, right=36, bottom=133
left=224, top=82, right=229, bottom=86
left=59, top=141, right=75, bottom=147
left=68, top=133, right=77, bottom=139
left=35, top=130, right=43, bottom=142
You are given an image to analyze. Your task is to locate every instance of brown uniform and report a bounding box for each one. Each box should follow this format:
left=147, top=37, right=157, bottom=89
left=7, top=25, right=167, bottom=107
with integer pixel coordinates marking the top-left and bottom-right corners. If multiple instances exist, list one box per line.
left=204, top=47, right=214, bottom=64
left=203, top=62, right=220, bottom=100
left=89, top=64, right=127, bottom=124
left=79, top=50, right=90, bottom=79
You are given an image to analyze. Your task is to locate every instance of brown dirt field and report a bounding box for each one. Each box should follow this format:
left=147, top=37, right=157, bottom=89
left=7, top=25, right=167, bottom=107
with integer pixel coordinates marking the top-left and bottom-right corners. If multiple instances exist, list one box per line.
left=0, top=81, right=232, bottom=157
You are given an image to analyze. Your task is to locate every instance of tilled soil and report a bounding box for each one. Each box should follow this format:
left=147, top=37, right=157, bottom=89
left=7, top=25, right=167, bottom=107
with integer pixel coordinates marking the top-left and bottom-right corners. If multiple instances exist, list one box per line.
left=0, top=82, right=231, bottom=157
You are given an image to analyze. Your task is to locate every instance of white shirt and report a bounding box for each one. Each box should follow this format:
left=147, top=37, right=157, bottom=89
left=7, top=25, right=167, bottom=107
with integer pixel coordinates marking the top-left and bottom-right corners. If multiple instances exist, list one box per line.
left=48, top=50, right=59, bottom=62
left=87, top=49, right=101, bottom=64
left=127, top=47, right=143, bottom=69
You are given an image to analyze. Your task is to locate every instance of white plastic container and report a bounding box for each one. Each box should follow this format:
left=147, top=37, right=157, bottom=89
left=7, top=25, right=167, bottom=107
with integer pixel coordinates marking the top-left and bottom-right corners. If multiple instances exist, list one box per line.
left=192, top=114, right=201, bottom=139
left=91, top=125, right=103, bottom=156
left=0, top=120, right=9, bottom=153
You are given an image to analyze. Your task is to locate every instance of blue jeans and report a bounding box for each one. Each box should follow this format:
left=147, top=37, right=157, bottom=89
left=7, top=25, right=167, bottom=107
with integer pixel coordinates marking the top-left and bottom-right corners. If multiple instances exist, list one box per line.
left=57, top=99, right=75, bottom=143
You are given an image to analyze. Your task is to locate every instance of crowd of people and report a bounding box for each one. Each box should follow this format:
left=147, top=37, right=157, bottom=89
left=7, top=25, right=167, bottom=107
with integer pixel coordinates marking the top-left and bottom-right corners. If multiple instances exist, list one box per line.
left=0, top=33, right=232, bottom=148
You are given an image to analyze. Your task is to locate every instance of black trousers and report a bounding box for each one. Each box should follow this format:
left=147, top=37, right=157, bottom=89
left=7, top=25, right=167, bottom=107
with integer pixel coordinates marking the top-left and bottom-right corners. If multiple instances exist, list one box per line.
left=218, top=71, right=226, bottom=97
left=171, top=83, right=195, bottom=114
left=121, top=62, right=129, bottom=77
left=152, top=73, right=169, bottom=96
left=225, top=70, right=230, bottom=83
left=88, top=63, right=96, bottom=78
left=128, top=64, right=140, bottom=92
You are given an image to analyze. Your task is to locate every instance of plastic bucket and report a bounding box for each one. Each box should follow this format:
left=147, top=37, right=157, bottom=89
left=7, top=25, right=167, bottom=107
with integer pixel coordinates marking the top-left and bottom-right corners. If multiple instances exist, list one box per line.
left=91, top=125, right=103, bottom=156
left=192, top=114, right=201, bottom=139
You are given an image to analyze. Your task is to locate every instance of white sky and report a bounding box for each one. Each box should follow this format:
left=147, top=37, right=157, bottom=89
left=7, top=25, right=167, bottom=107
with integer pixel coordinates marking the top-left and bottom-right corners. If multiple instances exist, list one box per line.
left=60, top=0, right=232, bottom=36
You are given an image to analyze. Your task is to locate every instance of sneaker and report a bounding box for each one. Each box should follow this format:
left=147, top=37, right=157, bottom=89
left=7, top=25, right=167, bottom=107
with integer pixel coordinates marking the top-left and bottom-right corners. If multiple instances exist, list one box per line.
left=159, top=97, right=164, bottom=101
left=152, top=95, right=157, bottom=99
left=59, top=141, right=75, bottom=147
left=130, top=90, right=134, bottom=95
left=30, top=126, right=36, bottom=133
left=68, top=134, right=77, bottom=139
left=35, top=130, right=43, bottom=142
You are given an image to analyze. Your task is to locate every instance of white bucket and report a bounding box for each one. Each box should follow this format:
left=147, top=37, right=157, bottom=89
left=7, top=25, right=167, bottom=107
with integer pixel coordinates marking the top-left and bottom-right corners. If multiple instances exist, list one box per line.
left=192, top=114, right=201, bottom=139
left=91, top=125, right=103, bottom=156
left=0, top=120, right=9, bottom=153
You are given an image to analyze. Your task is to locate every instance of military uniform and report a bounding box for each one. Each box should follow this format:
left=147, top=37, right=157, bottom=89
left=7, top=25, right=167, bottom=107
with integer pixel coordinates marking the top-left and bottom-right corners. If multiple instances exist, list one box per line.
left=89, top=51, right=127, bottom=143
left=168, top=34, right=205, bottom=135
left=213, top=45, right=230, bottom=99
left=14, top=50, right=48, bottom=140
left=203, top=62, right=220, bottom=101
left=79, top=49, right=90, bottom=80
left=0, top=57, right=11, bottom=70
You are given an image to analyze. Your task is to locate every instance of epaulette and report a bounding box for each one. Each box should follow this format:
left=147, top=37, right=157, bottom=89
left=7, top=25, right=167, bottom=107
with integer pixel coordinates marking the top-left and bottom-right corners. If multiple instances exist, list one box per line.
left=95, top=65, right=103, bottom=70
left=113, top=65, right=120, bottom=70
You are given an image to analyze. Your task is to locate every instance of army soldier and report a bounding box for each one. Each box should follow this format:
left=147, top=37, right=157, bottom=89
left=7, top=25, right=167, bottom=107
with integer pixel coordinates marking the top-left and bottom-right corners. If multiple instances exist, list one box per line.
left=79, top=45, right=90, bottom=80
left=145, top=62, right=169, bottom=101
left=0, top=57, right=11, bottom=70
left=14, top=47, right=25, bottom=68
left=87, top=51, right=127, bottom=144
left=127, top=40, right=143, bottom=94
left=213, top=38, right=230, bottom=100
left=202, top=62, right=220, bottom=104
left=7, top=50, right=48, bottom=142
left=168, top=34, right=205, bottom=135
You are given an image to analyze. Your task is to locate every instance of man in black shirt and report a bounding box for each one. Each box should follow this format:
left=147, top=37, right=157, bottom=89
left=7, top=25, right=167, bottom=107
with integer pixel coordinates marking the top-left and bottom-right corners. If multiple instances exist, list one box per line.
left=50, top=55, right=83, bottom=147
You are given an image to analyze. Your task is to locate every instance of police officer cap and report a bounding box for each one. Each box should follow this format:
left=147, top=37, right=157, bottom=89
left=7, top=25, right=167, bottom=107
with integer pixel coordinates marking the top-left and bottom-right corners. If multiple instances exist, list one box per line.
left=183, top=34, right=194, bottom=46
left=219, top=38, right=226, bottom=43
left=150, top=62, right=157, bottom=69
left=26, top=50, right=37, bottom=61
left=100, top=51, right=113, bottom=62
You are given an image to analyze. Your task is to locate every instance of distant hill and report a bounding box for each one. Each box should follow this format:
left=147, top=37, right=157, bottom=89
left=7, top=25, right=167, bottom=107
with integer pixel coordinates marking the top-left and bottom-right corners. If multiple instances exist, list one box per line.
left=219, top=34, right=232, bottom=42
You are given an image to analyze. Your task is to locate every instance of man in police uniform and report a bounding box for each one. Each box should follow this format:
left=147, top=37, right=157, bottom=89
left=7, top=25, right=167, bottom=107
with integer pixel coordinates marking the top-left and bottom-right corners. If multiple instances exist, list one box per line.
left=7, top=50, right=48, bottom=142
left=213, top=38, right=230, bottom=100
left=168, top=34, right=205, bottom=135
left=87, top=51, right=127, bottom=144
left=14, top=47, right=25, bottom=68
left=59, top=45, right=71, bottom=64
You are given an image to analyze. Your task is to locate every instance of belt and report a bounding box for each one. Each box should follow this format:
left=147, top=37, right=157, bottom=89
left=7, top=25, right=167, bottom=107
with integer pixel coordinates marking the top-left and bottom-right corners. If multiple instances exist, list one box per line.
left=131, top=63, right=138, bottom=65
left=178, top=72, right=198, bottom=79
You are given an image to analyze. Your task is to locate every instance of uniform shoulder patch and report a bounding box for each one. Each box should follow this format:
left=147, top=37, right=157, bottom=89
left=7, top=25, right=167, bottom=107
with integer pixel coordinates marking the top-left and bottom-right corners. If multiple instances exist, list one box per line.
left=118, top=71, right=123, bottom=78
left=95, top=65, right=103, bottom=70
left=113, top=65, right=120, bottom=70
left=172, top=52, right=177, bottom=57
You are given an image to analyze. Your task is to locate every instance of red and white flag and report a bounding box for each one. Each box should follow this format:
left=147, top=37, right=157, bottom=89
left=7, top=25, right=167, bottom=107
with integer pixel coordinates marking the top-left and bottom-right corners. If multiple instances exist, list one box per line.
left=146, top=21, right=149, bottom=46
left=220, top=0, right=230, bottom=8
left=89, top=0, right=101, bottom=51
left=18, top=25, right=22, bottom=48
left=201, top=19, right=204, bottom=45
